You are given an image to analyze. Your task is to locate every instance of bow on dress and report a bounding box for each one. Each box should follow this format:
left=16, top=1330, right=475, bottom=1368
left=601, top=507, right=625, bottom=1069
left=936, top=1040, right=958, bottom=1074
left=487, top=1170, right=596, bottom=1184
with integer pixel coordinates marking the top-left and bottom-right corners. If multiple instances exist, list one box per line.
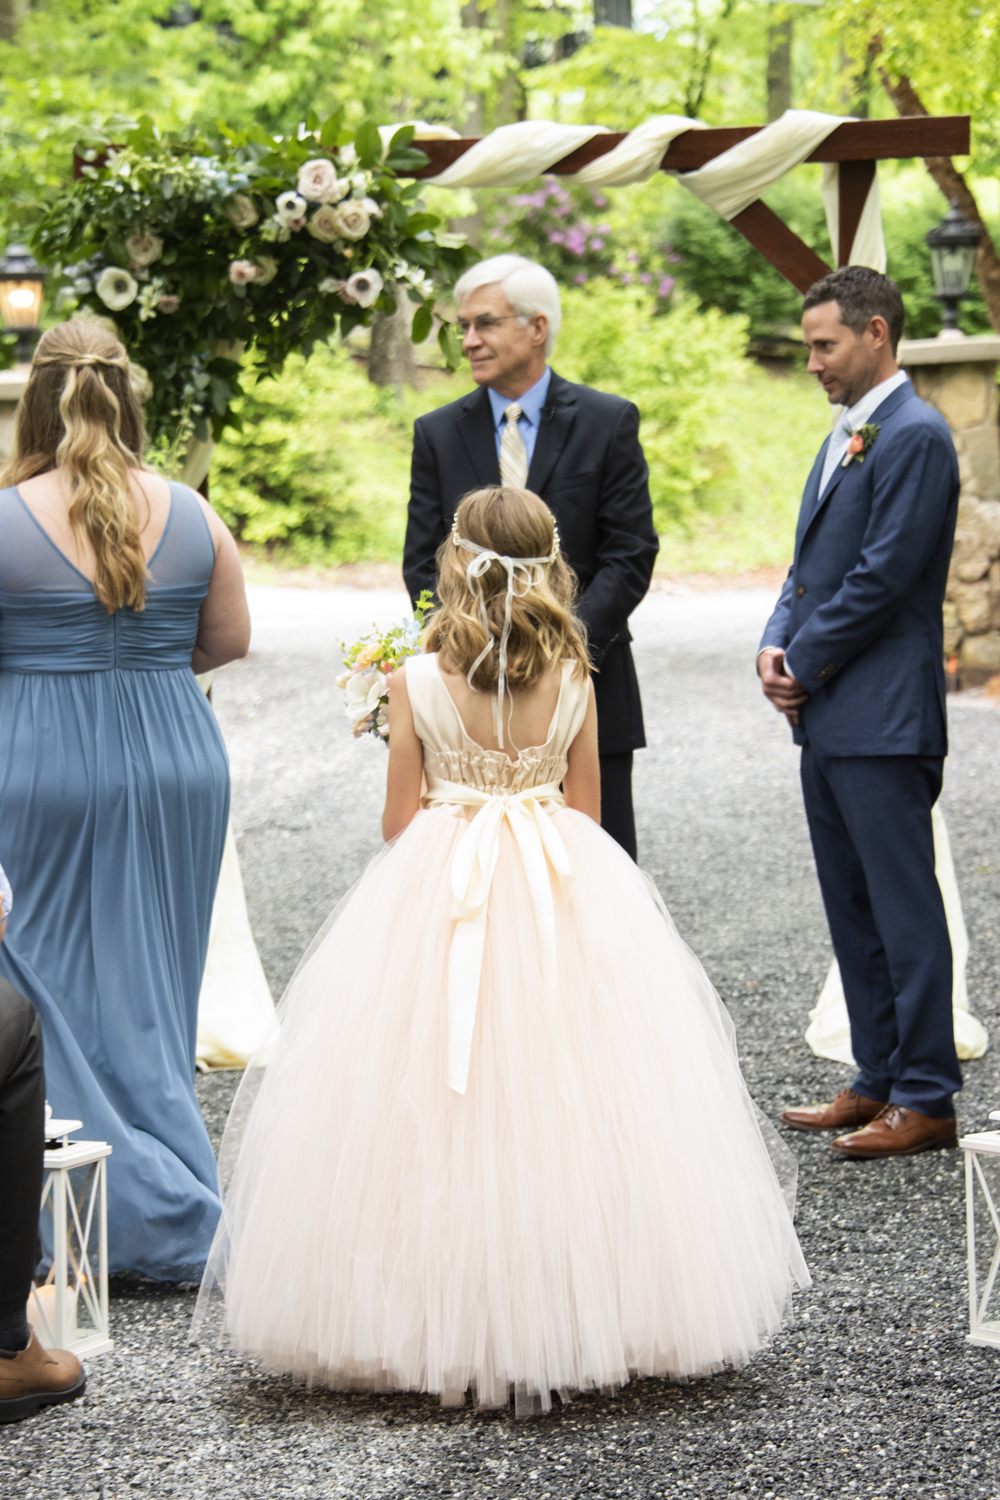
left=425, top=778, right=577, bottom=1094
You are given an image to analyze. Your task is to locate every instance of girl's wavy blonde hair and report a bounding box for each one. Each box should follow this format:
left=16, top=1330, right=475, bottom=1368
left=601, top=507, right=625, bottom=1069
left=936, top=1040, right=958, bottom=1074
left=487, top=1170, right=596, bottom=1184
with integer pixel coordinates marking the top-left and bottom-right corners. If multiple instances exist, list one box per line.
left=424, top=486, right=590, bottom=689
left=2, top=320, right=149, bottom=613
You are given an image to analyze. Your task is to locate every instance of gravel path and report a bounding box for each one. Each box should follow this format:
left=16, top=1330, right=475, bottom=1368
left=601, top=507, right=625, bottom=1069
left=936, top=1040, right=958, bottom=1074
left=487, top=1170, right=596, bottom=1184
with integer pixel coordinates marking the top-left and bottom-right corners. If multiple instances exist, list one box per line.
left=3, top=582, right=999, bottom=1500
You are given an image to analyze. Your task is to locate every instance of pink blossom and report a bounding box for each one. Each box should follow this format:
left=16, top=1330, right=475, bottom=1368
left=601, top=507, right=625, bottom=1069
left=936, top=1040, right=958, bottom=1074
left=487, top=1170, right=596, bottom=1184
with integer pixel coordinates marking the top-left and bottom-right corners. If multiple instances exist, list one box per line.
left=620, top=273, right=634, bottom=285
left=565, top=228, right=587, bottom=255
left=658, top=276, right=676, bottom=298
left=597, top=223, right=611, bottom=235
left=589, top=237, right=605, bottom=251
left=626, top=251, right=640, bottom=265
left=156, top=294, right=181, bottom=312
left=287, top=216, right=306, bottom=232
left=548, top=230, right=566, bottom=245
left=552, top=205, right=571, bottom=218
left=608, top=263, right=619, bottom=276
left=591, top=193, right=608, bottom=207
left=638, top=272, right=651, bottom=285
left=574, top=272, right=588, bottom=285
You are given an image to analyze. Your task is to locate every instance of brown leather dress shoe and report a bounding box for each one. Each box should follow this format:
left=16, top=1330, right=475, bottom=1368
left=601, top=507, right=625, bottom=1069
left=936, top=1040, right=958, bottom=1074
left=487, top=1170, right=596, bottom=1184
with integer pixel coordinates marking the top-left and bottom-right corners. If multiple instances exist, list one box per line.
left=781, top=1088, right=886, bottom=1133
left=831, top=1103, right=958, bottom=1160
left=0, top=1333, right=85, bottom=1423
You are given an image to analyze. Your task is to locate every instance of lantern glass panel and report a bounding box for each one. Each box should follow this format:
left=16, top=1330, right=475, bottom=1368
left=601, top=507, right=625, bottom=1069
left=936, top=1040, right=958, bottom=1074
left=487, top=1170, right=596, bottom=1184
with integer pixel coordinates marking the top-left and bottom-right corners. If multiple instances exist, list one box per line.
left=930, top=244, right=977, bottom=298
left=0, top=278, right=43, bottom=329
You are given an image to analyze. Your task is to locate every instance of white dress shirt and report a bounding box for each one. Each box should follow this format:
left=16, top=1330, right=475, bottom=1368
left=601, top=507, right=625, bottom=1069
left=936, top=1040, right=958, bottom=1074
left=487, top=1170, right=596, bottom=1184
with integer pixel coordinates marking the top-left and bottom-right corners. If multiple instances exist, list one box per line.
left=817, top=368, right=909, bottom=497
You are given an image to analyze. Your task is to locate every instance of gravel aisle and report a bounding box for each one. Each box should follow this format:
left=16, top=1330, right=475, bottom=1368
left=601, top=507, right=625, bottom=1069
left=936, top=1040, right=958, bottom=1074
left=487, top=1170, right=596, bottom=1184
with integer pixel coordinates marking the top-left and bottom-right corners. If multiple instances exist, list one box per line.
left=3, top=583, right=999, bottom=1500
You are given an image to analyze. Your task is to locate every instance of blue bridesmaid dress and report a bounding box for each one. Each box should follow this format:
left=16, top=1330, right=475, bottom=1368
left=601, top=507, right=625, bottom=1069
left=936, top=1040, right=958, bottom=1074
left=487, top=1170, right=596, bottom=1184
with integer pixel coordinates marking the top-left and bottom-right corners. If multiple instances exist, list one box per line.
left=0, top=482, right=229, bottom=1280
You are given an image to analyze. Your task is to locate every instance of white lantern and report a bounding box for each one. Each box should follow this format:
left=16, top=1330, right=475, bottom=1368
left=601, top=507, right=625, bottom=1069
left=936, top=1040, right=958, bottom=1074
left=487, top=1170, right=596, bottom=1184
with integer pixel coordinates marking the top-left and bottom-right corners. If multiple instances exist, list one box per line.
left=27, top=1118, right=113, bottom=1358
left=960, top=1112, right=1000, bottom=1351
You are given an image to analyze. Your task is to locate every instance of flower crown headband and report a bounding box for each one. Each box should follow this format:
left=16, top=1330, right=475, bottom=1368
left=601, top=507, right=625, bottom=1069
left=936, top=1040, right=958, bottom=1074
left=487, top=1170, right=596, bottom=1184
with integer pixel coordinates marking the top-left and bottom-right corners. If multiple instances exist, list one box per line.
left=451, top=516, right=562, bottom=750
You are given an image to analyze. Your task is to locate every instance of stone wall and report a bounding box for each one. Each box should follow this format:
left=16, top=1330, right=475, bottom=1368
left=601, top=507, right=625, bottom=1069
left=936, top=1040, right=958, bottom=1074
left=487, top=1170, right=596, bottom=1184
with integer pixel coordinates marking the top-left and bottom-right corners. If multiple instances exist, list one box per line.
left=899, top=338, right=1000, bottom=678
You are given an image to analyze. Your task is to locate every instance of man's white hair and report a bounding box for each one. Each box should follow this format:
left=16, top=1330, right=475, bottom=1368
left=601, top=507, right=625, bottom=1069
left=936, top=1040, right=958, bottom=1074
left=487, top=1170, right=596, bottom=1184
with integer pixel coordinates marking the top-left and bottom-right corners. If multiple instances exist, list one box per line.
left=454, top=255, right=562, bottom=357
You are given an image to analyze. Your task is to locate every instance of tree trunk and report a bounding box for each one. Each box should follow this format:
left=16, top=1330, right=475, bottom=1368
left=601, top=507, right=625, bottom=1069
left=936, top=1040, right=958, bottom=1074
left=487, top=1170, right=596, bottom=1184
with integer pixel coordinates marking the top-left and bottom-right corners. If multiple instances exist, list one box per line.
left=0, top=0, right=28, bottom=43
left=594, top=0, right=632, bottom=24
left=880, top=66, right=1000, bottom=333
left=766, top=13, right=793, bottom=122
left=367, top=294, right=419, bottom=394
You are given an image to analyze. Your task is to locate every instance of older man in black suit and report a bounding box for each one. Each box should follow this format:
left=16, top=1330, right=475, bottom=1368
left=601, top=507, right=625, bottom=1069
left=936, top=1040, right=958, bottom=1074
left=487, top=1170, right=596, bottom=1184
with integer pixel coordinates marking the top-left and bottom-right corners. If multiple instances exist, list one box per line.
left=403, top=254, right=658, bottom=858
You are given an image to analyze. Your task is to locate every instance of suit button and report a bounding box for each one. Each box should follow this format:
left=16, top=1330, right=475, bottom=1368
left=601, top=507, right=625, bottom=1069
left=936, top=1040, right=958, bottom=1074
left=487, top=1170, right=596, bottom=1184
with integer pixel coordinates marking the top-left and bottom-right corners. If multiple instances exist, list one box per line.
left=796, top=585, right=806, bottom=598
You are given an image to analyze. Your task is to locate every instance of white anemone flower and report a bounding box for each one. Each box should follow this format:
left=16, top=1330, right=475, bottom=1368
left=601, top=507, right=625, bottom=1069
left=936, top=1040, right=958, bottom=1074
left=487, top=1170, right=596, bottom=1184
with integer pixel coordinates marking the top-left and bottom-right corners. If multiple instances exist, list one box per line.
left=344, top=668, right=386, bottom=723
left=344, top=268, right=384, bottom=308
left=95, top=266, right=139, bottom=311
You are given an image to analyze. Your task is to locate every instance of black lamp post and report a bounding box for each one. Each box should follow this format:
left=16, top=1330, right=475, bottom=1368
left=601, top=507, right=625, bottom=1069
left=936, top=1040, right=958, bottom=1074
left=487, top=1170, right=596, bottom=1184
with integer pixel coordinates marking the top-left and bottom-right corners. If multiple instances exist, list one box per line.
left=925, top=201, right=981, bottom=336
left=0, top=244, right=47, bottom=362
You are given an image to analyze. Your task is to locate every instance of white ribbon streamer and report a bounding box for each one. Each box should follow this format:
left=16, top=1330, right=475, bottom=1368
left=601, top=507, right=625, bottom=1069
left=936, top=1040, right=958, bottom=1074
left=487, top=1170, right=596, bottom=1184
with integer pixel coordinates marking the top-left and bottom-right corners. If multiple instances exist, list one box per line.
left=453, top=535, right=553, bottom=750
left=425, top=778, right=576, bottom=1095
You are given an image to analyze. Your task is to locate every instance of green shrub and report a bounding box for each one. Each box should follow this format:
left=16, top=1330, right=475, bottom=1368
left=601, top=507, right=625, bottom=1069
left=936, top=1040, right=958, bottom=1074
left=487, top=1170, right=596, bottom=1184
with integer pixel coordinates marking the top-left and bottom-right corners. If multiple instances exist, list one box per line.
left=554, top=283, right=749, bottom=530
left=210, top=344, right=472, bottom=564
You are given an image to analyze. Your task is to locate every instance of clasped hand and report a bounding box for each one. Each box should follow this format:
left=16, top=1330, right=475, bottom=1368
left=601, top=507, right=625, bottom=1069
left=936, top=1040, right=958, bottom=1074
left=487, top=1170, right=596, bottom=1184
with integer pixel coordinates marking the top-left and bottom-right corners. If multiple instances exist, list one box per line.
left=758, top=648, right=808, bottom=728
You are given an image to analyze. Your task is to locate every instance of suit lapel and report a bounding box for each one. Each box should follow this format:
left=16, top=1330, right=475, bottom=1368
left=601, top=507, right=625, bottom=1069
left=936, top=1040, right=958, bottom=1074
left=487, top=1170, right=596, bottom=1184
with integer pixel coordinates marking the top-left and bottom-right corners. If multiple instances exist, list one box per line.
left=526, top=371, right=577, bottom=495
left=796, top=439, right=832, bottom=543
left=456, top=385, right=501, bottom=487
left=797, top=380, right=918, bottom=545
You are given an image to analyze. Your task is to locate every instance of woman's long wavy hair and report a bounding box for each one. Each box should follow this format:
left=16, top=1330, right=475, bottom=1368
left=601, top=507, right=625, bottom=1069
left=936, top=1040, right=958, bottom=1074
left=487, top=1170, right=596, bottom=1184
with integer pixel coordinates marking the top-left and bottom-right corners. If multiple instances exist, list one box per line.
left=2, top=321, right=149, bottom=613
left=424, top=487, right=591, bottom=690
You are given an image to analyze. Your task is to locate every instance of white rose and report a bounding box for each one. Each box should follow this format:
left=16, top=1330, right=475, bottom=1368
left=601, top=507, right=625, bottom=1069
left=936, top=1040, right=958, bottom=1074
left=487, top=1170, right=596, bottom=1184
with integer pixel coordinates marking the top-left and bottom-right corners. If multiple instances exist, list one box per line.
left=344, top=268, right=384, bottom=308
left=276, top=191, right=307, bottom=224
left=125, top=231, right=163, bottom=270
left=95, top=266, right=139, bottom=311
left=306, top=205, right=342, bottom=244
left=344, top=669, right=386, bottom=723
left=253, top=255, right=278, bottom=286
left=351, top=173, right=368, bottom=195
left=338, top=143, right=358, bottom=170
left=359, top=196, right=383, bottom=218
left=332, top=201, right=371, bottom=241
left=297, top=158, right=349, bottom=203
left=225, top=194, right=259, bottom=229
left=128, top=361, right=153, bottom=404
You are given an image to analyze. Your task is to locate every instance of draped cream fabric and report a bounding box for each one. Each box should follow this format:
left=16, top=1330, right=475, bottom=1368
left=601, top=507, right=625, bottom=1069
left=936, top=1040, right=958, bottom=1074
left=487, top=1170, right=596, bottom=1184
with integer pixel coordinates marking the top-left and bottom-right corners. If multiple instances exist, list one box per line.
left=413, top=109, right=885, bottom=273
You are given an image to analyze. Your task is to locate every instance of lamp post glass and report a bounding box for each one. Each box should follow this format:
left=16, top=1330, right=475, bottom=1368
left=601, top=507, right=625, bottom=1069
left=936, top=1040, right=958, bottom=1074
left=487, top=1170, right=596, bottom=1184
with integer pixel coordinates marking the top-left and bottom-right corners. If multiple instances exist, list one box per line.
left=926, top=202, right=981, bottom=334
left=0, top=245, right=46, bottom=361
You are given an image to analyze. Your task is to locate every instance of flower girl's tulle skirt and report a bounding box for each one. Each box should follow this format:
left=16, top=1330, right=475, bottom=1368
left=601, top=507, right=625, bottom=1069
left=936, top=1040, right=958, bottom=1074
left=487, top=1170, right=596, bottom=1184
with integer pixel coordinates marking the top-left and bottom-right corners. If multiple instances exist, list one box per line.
left=194, top=808, right=809, bottom=1411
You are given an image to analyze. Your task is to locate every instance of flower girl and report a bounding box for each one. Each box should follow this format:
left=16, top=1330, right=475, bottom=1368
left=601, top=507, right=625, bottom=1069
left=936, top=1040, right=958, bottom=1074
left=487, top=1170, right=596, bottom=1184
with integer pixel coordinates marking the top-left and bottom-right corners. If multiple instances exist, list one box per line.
left=198, top=486, right=809, bottom=1412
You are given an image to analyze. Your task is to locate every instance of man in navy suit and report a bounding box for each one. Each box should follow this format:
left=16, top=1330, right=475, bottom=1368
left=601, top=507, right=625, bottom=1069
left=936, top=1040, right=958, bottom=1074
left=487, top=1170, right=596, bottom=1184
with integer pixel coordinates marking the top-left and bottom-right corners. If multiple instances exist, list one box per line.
left=404, top=255, right=658, bottom=859
left=759, top=266, right=962, bottom=1160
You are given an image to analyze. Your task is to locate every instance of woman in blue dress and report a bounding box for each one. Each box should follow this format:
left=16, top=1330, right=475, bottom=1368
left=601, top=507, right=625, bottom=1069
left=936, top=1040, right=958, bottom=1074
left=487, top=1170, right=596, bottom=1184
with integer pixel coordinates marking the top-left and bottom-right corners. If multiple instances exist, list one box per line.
left=0, top=320, right=250, bottom=1280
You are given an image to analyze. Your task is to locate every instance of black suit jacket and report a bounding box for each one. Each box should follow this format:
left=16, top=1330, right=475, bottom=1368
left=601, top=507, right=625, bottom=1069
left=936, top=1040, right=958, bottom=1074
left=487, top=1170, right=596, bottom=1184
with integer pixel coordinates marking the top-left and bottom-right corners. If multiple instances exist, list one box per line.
left=403, top=370, right=659, bottom=754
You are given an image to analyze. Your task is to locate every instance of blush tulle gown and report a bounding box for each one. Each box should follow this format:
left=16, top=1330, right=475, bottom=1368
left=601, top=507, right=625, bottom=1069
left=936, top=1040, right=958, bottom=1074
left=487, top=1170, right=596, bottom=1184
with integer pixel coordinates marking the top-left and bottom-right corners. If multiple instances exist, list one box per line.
left=195, top=652, right=809, bottom=1410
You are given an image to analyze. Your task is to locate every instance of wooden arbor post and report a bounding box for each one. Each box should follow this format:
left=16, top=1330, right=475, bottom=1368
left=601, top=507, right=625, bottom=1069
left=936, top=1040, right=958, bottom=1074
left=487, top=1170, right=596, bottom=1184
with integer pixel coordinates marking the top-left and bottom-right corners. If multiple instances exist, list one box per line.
left=413, top=116, right=971, bottom=292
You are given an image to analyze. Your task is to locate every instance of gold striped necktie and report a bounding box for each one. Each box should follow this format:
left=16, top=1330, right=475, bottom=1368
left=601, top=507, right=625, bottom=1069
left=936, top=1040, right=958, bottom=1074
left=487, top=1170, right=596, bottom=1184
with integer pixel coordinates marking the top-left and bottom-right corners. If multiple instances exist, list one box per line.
left=499, top=402, right=529, bottom=489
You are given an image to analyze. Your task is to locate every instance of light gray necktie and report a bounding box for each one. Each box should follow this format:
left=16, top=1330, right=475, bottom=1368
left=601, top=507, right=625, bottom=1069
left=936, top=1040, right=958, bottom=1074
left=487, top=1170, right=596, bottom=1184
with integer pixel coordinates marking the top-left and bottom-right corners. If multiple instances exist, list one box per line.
left=499, top=403, right=529, bottom=489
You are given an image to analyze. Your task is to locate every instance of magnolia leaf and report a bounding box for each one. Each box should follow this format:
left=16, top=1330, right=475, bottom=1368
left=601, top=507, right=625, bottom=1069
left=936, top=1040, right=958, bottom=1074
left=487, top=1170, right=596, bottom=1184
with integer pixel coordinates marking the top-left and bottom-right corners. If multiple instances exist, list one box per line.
left=354, top=121, right=383, bottom=171
left=305, top=110, right=320, bottom=133
left=319, top=111, right=343, bottom=148
left=438, top=321, right=462, bottom=371
left=411, top=303, right=433, bottom=344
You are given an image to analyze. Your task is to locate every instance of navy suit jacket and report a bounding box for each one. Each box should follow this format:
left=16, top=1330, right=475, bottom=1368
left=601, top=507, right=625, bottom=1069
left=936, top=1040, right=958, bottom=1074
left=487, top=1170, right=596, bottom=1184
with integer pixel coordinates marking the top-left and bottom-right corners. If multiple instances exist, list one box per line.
left=759, top=378, right=959, bottom=756
left=403, top=371, right=659, bottom=755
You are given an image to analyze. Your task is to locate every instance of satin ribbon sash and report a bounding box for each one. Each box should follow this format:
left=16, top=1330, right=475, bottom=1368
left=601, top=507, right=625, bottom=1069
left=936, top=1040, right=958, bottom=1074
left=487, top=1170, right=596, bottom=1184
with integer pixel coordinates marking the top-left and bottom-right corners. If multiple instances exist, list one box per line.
left=424, top=777, right=576, bottom=1094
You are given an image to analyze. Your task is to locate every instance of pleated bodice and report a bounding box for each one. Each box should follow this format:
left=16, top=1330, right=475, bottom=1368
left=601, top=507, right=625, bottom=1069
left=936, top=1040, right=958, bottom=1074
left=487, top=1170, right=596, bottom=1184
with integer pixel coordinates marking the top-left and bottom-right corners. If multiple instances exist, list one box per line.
left=0, top=482, right=213, bottom=671
left=406, top=651, right=589, bottom=801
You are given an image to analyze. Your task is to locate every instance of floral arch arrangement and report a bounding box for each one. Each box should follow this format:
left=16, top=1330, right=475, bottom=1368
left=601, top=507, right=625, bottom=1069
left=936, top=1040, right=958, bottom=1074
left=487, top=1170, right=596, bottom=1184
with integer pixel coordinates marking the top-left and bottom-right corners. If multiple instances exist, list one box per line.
left=33, top=114, right=476, bottom=470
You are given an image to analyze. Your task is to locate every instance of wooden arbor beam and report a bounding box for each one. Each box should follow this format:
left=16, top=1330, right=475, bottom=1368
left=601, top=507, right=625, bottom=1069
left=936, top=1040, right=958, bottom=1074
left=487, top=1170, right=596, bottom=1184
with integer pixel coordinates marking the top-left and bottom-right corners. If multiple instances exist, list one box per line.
left=413, top=116, right=971, bottom=293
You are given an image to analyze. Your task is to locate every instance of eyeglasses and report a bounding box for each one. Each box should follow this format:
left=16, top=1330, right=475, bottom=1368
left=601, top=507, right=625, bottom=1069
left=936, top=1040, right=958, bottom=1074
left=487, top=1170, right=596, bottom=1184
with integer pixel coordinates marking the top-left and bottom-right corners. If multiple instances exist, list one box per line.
left=456, top=315, right=522, bottom=336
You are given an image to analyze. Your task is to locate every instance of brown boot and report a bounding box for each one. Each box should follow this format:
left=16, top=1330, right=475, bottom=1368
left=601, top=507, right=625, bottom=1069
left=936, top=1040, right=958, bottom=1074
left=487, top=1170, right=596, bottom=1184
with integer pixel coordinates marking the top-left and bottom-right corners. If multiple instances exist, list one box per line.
left=781, top=1088, right=886, bottom=1133
left=831, top=1103, right=958, bottom=1160
left=0, top=1333, right=85, bottom=1424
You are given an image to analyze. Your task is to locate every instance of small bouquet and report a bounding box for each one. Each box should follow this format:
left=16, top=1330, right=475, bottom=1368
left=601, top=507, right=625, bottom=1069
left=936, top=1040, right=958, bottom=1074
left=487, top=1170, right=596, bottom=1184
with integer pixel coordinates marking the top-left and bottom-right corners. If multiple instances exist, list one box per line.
left=338, top=591, right=434, bottom=742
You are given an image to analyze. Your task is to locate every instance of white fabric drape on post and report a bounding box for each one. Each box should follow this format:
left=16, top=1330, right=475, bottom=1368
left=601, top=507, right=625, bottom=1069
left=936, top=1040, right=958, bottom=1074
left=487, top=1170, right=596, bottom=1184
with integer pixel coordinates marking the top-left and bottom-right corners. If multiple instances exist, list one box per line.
left=806, top=801, right=989, bottom=1065
left=411, top=109, right=885, bottom=273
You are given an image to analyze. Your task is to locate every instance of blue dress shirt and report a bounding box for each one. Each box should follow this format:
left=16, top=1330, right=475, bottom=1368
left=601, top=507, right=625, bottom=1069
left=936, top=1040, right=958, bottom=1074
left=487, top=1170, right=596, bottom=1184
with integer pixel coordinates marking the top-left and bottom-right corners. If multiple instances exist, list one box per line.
left=487, top=366, right=552, bottom=469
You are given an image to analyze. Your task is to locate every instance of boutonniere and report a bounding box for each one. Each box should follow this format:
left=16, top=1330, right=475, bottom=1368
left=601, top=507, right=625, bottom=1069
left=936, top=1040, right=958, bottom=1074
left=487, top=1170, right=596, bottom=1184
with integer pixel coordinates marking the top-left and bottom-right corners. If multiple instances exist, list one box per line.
left=841, top=421, right=880, bottom=468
